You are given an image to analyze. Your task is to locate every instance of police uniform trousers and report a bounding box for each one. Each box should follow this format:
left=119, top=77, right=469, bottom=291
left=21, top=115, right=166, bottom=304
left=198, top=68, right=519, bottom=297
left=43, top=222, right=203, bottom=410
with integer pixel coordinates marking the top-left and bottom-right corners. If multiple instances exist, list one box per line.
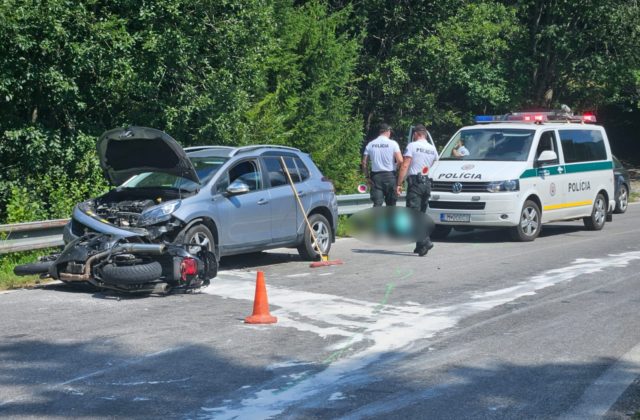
left=406, top=175, right=433, bottom=249
left=370, top=171, right=397, bottom=207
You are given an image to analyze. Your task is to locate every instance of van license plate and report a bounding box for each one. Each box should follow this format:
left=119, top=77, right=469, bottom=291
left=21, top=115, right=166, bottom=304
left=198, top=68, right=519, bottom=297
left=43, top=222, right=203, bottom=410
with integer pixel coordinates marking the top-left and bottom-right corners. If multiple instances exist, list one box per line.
left=441, top=213, right=471, bottom=223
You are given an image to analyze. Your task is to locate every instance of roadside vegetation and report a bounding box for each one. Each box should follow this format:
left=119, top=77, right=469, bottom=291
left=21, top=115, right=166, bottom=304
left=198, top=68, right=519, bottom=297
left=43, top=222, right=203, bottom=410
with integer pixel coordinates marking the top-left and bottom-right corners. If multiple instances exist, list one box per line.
left=1, top=0, right=639, bottom=225
left=0, top=249, right=58, bottom=290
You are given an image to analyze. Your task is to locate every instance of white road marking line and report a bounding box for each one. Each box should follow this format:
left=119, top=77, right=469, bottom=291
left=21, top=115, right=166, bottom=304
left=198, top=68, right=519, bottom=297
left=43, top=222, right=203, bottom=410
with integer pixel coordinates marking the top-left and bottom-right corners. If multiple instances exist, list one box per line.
left=0, top=346, right=187, bottom=408
left=108, top=377, right=190, bottom=386
left=266, top=361, right=314, bottom=370
left=329, top=392, right=346, bottom=401
left=61, top=346, right=185, bottom=386
left=560, top=341, right=640, bottom=420
left=285, top=273, right=311, bottom=278
left=200, top=251, right=640, bottom=419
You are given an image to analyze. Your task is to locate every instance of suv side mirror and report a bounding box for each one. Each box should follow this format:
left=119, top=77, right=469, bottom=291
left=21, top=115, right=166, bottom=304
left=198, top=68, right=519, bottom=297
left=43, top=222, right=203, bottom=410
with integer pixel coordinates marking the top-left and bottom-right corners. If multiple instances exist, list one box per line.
left=537, top=150, right=558, bottom=166
left=226, top=179, right=250, bottom=195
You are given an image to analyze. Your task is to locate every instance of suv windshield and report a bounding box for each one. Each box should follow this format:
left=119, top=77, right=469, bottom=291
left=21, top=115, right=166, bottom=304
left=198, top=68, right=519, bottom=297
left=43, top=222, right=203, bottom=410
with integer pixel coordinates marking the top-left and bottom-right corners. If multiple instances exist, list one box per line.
left=441, top=129, right=535, bottom=161
left=121, top=156, right=228, bottom=191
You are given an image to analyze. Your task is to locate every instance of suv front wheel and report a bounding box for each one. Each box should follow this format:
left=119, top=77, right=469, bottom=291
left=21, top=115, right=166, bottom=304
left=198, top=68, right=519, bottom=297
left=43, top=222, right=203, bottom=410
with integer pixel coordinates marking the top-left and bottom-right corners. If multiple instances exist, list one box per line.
left=297, top=213, right=332, bottom=261
left=184, top=224, right=215, bottom=255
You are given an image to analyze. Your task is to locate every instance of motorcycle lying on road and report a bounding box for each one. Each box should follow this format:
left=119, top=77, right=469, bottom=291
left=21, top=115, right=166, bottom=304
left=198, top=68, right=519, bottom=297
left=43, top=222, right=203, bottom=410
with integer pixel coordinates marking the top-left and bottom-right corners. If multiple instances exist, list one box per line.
left=14, top=232, right=217, bottom=294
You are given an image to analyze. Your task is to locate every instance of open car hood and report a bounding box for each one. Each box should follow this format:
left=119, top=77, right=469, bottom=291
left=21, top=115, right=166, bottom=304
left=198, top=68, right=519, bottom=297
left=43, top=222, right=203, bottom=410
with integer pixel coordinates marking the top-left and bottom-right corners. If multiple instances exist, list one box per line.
left=97, top=127, right=199, bottom=186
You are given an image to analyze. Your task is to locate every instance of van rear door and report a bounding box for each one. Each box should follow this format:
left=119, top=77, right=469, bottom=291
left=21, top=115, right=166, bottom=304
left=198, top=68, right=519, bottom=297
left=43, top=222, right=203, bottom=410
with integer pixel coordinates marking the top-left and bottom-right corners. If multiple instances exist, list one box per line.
left=557, top=128, right=612, bottom=218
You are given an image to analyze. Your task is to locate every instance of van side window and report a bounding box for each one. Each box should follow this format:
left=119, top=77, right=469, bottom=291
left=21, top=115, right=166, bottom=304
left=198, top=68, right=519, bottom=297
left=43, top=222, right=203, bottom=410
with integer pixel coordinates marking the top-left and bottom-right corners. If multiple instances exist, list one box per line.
left=536, top=131, right=559, bottom=163
left=559, top=130, right=607, bottom=163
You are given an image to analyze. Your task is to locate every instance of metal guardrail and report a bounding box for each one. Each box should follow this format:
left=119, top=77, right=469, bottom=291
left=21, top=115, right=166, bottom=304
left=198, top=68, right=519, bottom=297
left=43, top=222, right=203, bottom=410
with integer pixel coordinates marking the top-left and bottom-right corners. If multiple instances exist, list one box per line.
left=0, top=194, right=402, bottom=255
left=0, top=219, right=68, bottom=254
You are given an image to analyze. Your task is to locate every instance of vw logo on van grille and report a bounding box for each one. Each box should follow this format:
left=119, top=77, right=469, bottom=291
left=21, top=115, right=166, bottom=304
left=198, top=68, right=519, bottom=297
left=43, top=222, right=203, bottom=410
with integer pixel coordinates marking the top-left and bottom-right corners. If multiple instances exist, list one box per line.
left=452, top=182, right=463, bottom=193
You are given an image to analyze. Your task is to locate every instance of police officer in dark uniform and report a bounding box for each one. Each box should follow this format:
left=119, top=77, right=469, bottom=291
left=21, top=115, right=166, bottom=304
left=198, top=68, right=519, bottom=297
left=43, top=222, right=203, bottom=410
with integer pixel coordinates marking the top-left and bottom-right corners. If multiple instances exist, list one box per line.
left=396, top=124, right=439, bottom=256
left=361, top=123, right=403, bottom=207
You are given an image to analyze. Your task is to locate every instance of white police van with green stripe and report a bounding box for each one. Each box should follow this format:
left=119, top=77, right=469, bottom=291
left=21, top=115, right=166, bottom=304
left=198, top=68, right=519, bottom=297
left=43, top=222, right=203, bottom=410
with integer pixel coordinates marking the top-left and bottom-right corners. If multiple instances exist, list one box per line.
left=427, top=111, right=615, bottom=241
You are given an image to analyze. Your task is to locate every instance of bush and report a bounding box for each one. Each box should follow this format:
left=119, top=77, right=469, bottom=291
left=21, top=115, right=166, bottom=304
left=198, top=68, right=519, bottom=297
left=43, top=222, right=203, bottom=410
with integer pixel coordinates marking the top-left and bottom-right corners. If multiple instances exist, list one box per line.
left=5, top=167, right=108, bottom=223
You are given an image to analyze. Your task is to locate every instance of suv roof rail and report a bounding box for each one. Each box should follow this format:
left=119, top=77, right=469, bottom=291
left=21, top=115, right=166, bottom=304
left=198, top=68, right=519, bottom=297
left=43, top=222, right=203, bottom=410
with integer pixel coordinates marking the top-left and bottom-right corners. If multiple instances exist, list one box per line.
left=184, top=146, right=236, bottom=152
left=230, top=145, right=300, bottom=156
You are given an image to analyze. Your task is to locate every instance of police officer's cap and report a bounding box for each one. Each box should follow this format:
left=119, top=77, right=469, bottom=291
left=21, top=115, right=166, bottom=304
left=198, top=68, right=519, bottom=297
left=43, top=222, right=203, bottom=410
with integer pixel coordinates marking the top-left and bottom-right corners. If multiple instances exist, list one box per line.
left=414, top=124, right=427, bottom=133
left=378, top=123, right=393, bottom=133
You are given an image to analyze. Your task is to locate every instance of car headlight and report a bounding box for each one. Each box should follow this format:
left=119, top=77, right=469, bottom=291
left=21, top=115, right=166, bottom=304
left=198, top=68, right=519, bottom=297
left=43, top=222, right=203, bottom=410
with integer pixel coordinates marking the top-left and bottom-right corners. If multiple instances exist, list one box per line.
left=77, top=200, right=94, bottom=212
left=487, top=180, right=519, bottom=192
left=137, top=201, right=181, bottom=226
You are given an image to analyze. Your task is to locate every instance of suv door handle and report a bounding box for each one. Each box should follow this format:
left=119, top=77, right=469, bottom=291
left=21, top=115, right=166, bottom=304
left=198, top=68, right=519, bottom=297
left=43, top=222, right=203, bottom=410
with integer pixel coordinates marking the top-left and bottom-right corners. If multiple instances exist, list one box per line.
left=257, top=198, right=269, bottom=205
left=297, top=190, right=306, bottom=197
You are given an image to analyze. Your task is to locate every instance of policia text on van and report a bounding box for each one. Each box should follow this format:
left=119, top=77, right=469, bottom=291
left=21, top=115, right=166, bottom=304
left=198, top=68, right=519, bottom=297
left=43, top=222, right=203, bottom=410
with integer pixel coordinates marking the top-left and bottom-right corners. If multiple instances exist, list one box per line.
left=427, top=110, right=615, bottom=241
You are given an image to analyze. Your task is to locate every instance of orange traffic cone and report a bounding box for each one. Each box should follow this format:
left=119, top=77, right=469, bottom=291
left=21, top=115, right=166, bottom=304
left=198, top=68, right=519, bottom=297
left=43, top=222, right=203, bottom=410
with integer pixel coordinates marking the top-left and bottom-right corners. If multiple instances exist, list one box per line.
left=244, top=271, right=277, bottom=324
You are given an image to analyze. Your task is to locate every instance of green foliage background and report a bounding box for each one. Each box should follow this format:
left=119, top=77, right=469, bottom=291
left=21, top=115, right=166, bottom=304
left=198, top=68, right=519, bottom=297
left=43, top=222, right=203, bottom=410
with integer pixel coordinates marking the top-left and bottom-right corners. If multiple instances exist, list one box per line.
left=0, top=0, right=639, bottom=223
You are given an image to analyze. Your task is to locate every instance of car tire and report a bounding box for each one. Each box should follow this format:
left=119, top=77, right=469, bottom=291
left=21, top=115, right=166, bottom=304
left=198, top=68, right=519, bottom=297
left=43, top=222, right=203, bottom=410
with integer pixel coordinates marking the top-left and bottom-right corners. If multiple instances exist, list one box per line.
left=13, top=261, right=54, bottom=276
left=297, top=213, right=332, bottom=261
left=510, top=199, right=541, bottom=242
left=614, top=184, right=629, bottom=214
left=183, top=224, right=215, bottom=255
left=101, top=261, right=163, bottom=284
left=583, top=193, right=607, bottom=230
left=430, top=225, right=452, bottom=240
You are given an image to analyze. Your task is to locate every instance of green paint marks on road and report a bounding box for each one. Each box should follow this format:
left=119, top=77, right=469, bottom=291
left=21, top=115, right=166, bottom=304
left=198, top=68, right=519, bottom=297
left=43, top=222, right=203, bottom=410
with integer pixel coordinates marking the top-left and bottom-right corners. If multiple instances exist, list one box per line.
left=274, top=277, right=402, bottom=395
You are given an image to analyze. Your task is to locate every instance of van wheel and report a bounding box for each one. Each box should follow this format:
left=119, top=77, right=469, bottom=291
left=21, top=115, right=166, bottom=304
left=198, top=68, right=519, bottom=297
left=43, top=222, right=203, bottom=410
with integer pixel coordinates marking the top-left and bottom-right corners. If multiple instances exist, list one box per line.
left=510, top=200, right=541, bottom=242
left=297, top=214, right=332, bottom=261
left=430, top=225, right=452, bottom=240
left=583, top=193, right=606, bottom=230
left=184, top=225, right=215, bottom=255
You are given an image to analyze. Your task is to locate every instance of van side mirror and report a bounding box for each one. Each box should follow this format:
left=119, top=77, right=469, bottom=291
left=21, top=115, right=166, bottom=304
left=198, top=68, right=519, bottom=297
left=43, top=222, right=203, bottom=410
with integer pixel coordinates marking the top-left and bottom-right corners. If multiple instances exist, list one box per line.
left=537, top=150, right=558, bottom=165
left=226, top=179, right=250, bottom=195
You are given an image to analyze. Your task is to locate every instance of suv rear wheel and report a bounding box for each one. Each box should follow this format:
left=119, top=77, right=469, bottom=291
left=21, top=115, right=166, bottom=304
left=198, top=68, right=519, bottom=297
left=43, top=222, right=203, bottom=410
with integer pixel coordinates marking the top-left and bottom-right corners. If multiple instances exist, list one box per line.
left=297, top=214, right=332, bottom=261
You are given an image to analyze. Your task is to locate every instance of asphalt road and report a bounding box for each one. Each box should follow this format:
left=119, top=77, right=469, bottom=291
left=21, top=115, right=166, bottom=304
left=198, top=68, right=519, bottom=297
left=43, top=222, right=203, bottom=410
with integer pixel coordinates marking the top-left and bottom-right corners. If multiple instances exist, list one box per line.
left=1, top=204, right=640, bottom=419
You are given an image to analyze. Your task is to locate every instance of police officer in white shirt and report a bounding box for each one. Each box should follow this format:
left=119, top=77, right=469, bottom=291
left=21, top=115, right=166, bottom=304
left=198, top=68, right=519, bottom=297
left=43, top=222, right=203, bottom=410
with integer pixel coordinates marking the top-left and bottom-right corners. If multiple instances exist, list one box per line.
left=361, top=123, right=403, bottom=206
left=396, top=124, right=439, bottom=256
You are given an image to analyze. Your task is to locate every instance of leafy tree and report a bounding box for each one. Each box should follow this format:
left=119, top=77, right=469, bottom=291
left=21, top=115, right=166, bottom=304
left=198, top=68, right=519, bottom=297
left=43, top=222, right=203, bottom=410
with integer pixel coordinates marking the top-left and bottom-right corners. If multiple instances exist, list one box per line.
left=247, top=1, right=363, bottom=192
left=508, top=0, right=640, bottom=109
left=333, top=1, right=520, bottom=144
left=0, top=0, right=276, bottom=221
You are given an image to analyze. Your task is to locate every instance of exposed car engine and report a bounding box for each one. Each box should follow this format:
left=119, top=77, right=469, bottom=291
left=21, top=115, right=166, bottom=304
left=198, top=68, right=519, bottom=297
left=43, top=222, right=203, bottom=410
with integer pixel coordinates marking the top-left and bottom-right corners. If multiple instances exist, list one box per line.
left=95, top=199, right=156, bottom=227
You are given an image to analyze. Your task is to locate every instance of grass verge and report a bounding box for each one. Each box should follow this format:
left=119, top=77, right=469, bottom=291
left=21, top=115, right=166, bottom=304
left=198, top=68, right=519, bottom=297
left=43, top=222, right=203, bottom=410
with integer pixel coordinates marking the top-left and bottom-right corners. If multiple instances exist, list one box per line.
left=336, top=214, right=351, bottom=238
left=0, top=249, right=59, bottom=291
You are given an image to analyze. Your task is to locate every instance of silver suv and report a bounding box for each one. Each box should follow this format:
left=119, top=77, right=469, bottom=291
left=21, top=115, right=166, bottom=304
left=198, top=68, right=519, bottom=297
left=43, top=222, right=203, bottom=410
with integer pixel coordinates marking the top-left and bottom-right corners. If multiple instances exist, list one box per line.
left=64, top=126, right=338, bottom=261
left=14, top=126, right=337, bottom=293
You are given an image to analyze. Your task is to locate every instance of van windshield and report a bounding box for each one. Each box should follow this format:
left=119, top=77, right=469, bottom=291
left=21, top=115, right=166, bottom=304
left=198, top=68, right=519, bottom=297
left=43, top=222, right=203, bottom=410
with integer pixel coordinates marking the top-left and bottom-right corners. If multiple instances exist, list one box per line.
left=441, top=129, right=535, bottom=161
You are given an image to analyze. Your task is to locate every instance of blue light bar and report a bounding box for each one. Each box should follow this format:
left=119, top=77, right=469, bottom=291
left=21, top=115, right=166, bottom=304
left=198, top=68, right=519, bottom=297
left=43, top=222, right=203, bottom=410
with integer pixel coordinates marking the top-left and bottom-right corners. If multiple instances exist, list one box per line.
left=474, top=115, right=496, bottom=123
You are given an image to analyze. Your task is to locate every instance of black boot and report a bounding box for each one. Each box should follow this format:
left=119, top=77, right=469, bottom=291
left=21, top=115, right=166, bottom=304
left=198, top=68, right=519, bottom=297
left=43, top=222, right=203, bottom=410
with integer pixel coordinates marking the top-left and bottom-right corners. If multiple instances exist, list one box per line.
left=415, top=242, right=434, bottom=257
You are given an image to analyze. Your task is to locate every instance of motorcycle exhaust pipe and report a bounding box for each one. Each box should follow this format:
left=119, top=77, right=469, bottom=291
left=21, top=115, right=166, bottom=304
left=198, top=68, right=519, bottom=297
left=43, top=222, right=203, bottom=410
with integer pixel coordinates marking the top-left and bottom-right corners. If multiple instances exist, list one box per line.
left=152, top=282, right=171, bottom=294
left=116, top=243, right=166, bottom=255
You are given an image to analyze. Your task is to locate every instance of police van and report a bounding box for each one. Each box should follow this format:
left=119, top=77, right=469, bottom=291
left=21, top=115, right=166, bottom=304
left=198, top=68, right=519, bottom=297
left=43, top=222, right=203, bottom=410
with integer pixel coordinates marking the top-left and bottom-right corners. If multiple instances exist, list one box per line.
left=427, top=110, right=616, bottom=241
